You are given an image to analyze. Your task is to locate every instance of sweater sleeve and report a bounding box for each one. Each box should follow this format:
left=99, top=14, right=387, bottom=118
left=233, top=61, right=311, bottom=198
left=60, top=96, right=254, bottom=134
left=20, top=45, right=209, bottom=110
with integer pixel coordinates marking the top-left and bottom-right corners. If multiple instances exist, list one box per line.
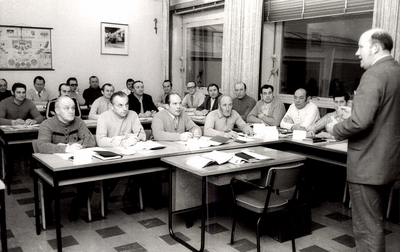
left=96, top=113, right=115, bottom=146
left=247, top=102, right=262, bottom=123
left=204, top=112, right=225, bottom=137
left=76, top=119, right=96, bottom=147
left=88, top=99, right=100, bottom=120
left=29, top=101, right=44, bottom=123
left=151, top=113, right=181, bottom=141
left=37, top=120, right=67, bottom=153
left=0, top=100, right=12, bottom=125
left=280, top=106, right=295, bottom=129
left=262, top=101, right=286, bottom=126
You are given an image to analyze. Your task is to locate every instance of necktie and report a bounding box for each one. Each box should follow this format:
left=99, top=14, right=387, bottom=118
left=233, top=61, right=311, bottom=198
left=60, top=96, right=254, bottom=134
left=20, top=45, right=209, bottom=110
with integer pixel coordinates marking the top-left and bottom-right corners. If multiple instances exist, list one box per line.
left=190, top=95, right=194, bottom=106
left=38, top=92, right=41, bottom=98
left=139, top=97, right=144, bottom=114
left=174, top=117, right=179, bottom=131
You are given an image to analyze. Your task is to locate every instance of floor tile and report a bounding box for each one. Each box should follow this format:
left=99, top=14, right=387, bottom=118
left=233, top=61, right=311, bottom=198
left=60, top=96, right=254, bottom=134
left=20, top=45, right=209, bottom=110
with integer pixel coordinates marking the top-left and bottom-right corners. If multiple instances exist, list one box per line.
left=332, top=234, right=356, bottom=248
left=159, top=232, right=190, bottom=245
left=47, top=235, right=79, bottom=250
left=229, top=238, right=257, bottom=252
left=300, top=245, right=330, bottom=252
left=95, top=226, right=126, bottom=239
left=325, top=212, right=352, bottom=222
left=311, top=221, right=326, bottom=232
left=204, top=222, right=229, bottom=235
left=138, top=217, right=166, bottom=229
left=114, top=242, right=147, bottom=252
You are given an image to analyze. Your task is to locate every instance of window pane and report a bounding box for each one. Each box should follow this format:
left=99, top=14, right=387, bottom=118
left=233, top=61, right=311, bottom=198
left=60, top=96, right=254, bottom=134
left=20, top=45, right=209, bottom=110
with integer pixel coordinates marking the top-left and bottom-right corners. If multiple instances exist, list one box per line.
left=280, top=13, right=372, bottom=98
left=186, top=25, right=223, bottom=88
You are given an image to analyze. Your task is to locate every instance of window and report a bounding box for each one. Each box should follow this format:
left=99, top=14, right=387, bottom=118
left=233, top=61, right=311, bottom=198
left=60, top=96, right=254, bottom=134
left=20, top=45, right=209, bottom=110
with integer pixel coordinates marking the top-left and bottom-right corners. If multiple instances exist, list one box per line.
left=280, top=13, right=372, bottom=99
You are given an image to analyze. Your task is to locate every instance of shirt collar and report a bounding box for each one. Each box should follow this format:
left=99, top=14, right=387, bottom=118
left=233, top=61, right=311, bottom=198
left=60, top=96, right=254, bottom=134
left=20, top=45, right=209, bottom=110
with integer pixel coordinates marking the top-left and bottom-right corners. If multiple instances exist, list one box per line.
left=216, top=109, right=228, bottom=119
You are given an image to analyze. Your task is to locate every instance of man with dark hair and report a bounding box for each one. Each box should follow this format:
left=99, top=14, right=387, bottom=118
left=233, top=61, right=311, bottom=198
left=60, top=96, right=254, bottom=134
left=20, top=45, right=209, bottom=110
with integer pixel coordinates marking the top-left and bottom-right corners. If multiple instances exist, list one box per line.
left=88, top=83, right=114, bottom=120
left=195, top=83, right=222, bottom=116
left=82, top=76, right=102, bottom=107
left=280, top=88, right=320, bottom=130
left=327, top=28, right=400, bottom=251
left=247, top=84, right=286, bottom=126
left=27, top=76, right=52, bottom=105
left=0, top=83, right=44, bottom=125
left=204, top=94, right=253, bottom=138
left=0, top=78, right=12, bottom=102
left=67, top=77, right=85, bottom=105
left=155, top=80, right=176, bottom=108
left=307, top=91, right=350, bottom=137
left=152, top=93, right=201, bottom=141
left=122, top=78, right=135, bottom=95
left=232, top=82, right=256, bottom=121
left=45, top=83, right=81, bottom=119
left=128, top=80, right=158, bottom=117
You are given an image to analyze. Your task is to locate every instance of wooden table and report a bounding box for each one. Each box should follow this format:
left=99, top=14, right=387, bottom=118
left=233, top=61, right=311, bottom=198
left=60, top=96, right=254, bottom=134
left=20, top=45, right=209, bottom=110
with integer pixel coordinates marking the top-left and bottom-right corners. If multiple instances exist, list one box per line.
left=161, top=147, right=306, bottom=252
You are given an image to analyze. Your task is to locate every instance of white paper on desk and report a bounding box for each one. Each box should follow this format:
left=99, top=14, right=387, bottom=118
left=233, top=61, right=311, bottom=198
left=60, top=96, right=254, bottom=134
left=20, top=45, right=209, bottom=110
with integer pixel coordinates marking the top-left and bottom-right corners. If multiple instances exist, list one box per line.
left=236, top=136, right=255, bottom=142
left=55, top=153, right=73, bottom=160
left=292, top=130, right=306, bottom=140
left=264, top=126, right=279, bottom=140
left=119, top=141, right=166, bottom=151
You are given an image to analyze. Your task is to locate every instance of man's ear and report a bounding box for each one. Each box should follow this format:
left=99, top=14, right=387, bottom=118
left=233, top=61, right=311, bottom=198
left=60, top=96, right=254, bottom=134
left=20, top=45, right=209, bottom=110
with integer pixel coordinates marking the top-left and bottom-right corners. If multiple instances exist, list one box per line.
left=11, top=90, right=14, bottom=96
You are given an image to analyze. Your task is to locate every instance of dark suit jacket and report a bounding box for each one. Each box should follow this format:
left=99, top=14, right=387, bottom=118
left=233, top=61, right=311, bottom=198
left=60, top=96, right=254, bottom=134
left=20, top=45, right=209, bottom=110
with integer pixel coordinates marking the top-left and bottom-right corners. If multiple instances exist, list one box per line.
left=196, top=93, right=222, bottom=112
left=128, top=93, right=158, bottom=114
left=333, top=55, right=400, bottom=185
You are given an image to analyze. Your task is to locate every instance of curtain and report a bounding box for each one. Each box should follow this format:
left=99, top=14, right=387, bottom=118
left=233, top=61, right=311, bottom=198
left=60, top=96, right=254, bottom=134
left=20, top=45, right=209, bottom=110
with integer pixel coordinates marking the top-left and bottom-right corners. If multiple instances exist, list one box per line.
left=373, top=0, right=400, bottom=62
left=221, top=0, right=263, bottom=99
left=162, top=0, right=170, bottom=79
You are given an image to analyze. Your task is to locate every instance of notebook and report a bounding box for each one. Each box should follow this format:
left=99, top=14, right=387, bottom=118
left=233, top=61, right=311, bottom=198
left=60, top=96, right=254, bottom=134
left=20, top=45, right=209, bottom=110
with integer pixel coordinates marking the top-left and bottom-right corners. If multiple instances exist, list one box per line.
left=93, top=150, right=123, bottom=161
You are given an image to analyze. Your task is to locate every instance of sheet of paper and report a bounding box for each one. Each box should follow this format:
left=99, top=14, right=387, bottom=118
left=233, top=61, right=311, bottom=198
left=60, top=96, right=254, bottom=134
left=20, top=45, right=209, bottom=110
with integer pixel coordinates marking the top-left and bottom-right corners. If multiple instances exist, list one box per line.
left=292, top=130, right=306, bottom=140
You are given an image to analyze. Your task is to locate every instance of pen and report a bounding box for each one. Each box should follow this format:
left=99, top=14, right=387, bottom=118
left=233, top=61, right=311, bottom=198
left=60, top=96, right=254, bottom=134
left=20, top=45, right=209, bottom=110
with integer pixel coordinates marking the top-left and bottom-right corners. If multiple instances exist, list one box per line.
left=137, top=128, right=142, bottom=138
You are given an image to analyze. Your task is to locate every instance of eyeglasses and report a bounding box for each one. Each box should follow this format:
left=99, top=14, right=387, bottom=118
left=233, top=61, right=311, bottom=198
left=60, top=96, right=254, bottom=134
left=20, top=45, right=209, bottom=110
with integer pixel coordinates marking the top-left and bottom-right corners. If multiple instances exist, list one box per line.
left=187, top=86, right=196, bottom=89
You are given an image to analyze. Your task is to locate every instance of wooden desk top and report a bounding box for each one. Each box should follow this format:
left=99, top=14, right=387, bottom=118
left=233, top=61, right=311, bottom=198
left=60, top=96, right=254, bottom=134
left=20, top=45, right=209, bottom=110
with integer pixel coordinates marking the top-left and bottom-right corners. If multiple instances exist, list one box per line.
left=283, top=137, right=348, bottom=154
left=161, top=146, right=306, bottom=177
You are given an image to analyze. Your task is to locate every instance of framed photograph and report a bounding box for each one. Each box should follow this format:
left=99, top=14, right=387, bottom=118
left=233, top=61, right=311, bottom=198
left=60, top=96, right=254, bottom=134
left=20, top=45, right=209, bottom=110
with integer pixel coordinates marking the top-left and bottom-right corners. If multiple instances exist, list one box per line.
left=101, top=22, right=128, bottom=55
left=212, top=32, right=223, bottom=58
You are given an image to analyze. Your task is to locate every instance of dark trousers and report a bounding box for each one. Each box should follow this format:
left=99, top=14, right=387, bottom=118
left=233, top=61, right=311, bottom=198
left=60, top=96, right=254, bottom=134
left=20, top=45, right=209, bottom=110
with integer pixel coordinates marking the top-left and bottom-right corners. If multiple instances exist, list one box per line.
left=348, top=182, right=393, bottom=252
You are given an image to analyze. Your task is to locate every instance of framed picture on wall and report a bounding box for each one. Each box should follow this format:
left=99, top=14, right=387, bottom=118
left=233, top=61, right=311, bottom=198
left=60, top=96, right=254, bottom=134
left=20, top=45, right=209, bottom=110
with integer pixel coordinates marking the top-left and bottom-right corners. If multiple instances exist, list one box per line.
left=212, top=32, right=223, bottom=58
left=101, top=22, right=128, bottom=55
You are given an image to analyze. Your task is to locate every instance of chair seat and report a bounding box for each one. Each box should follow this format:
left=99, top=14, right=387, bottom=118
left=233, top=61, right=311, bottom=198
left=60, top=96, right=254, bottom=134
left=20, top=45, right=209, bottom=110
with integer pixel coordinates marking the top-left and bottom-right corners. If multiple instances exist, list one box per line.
left=236, top=188, right=288, bottom=214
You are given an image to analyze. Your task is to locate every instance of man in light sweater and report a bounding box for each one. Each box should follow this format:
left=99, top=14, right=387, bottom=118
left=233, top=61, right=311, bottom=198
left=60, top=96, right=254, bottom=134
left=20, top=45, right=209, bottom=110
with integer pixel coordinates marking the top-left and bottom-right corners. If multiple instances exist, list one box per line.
left=152, top=93, right=201, bottom=141
left=280, top=88, right=320, bottom=130
left=37, top=96, right=96, bottom=221
left=88, top=83, right=114, bottom=120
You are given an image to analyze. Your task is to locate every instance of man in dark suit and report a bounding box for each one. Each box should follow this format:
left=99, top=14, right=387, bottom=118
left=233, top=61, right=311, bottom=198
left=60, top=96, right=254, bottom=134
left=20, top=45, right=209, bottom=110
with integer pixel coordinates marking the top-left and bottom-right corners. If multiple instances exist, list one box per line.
left=194, top=83, right=222, bottom=116
left=327, top=28, right=400, bottom=251
left=128, top=80, right=158, bottom=117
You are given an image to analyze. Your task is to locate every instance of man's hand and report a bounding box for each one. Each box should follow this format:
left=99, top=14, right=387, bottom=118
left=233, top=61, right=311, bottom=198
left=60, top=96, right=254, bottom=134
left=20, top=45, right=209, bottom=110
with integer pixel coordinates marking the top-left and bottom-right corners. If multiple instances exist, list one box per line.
left=307, top=130, right=315, bottom=137
left=65, top=143, right=83, bottom=153
left=11, top=119, right=25, bottom=126
left=339, top=106, right=352, bottom=119
left=111, top=136, right=125, bottom=146
left=180, top=132, right=193, bottom=141
left=291, top=124, right=306, bottom=131
left=282, top=116, right=294, bottom=124
left=144, top=111, right=152, bottom=117
left=194, top=110, right=204, bottom=116
left=192, top=128, right=202, bottom=138
left=150, top=110, right=157, bottom=117
left=245, top=128, right=254, bottom=136
left=25, top=119, right=37, bottom=125
left=138, top=113, right=146, bottom=118
left=225, top=131, right=239, bottom=139
left=123, top=136, right=139, bottom=147
left=326, top=117, right=339, bottom=135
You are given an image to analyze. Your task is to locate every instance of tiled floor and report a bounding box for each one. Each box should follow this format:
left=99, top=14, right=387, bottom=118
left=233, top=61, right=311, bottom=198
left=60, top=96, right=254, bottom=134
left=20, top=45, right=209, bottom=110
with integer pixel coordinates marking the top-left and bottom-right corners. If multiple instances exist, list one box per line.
left=2, top=154, right=400, bottom=252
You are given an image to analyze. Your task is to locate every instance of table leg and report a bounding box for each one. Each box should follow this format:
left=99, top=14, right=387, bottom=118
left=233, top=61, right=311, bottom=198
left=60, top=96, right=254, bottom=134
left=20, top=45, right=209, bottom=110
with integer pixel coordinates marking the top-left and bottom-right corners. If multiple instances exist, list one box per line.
left=53, top=177, right=62, bottom=252
left=168, top=167, right=206, bottom=252
left=33, top=172, right=41, bottom=235
left=0, top=186, right=7, bottom=252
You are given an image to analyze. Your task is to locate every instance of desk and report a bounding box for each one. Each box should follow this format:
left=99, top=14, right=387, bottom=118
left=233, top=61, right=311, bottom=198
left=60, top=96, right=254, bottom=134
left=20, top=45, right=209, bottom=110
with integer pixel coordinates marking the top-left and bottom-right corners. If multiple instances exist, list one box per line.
left=162, top=147, right=306, bottom=252
left=0, top=180, right=7, bottom=252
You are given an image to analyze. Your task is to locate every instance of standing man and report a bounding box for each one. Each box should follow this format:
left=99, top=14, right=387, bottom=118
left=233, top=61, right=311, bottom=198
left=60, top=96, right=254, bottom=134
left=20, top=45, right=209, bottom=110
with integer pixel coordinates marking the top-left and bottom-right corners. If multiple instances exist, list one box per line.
left=88, top=83, right=114, bottom=120
left=232, top=82, right=256, bottom=121
left=326, top=28, right=400, bottom=251
left=155, top=80, right=176, bottom=108
left=247, top=84, right=286, bottom=126
left=67, top=77, right=85, bottom=106
left=182, top=81, right=205, bottom=109
left=204, top=95, right=253, bottom=138
left=27, top=76, right=51, bottom=105
left=195, top=83, right=222, bottom=116
left=122, top=78, right=134, bottom=95
left=128, top=80, right=158, bottom=118
left=0, top=78, right=12, bottom=102
left=0, top=83, right=44, bottom=125
left=83, top=76, right=102, bottom=107
left=280, top=88, right=320, bottom=130
left=152, top=93, right=201, bottom=141
left=45, top=83, right=81, bottom=118
left=37, top=96, right=96, bottom=221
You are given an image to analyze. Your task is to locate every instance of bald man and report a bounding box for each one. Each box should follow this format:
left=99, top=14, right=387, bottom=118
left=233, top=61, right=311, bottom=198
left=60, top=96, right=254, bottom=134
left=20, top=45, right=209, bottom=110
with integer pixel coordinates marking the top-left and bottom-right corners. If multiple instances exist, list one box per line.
left=204, top=95, right=253, bottom=138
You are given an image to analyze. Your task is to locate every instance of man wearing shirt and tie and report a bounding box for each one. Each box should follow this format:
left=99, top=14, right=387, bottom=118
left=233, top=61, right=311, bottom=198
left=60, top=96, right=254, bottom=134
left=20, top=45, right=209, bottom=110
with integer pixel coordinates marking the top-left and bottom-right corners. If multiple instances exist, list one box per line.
left=152, top=93, right=201, bottom=141
left=194, top=83, right=222, bottom=116
left=182, top=81, right=205, bottom=109
left=27, top=76, right=52, bottom=105
left=128, top=80, right=158, bottom=118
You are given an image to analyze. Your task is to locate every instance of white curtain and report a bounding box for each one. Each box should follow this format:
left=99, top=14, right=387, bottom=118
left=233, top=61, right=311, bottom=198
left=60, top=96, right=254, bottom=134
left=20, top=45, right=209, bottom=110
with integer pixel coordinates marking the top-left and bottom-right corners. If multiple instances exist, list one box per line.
left=162, top=0, right=170, bottom=79
left=373, top=0, right=400, bottom=62
left=221, top=0, right=264, bottom=99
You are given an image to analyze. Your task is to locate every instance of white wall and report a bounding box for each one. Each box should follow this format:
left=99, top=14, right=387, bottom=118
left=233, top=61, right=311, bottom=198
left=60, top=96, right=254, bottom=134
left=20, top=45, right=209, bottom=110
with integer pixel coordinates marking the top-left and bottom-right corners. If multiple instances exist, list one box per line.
left=0, top=0, right=165, bottom=99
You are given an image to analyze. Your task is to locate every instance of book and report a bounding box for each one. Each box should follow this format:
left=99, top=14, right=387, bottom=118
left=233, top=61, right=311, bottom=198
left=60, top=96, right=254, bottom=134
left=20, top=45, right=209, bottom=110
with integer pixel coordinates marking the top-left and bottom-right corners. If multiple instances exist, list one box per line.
left=302, top=137, right=327, bottom=143
left=93, top=150, right=123, bottom=161
left=209, top=135, right=231, bottom=146
left=186, top=150, right=233, bottom=168
left=235, top=150, right=273, bottom=162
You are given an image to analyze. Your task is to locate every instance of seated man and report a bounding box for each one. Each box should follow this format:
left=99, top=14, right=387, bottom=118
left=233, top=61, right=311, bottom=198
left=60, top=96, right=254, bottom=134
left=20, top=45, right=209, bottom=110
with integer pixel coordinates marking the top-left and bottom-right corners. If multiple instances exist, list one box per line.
left=128, top=80, right=158, bottom=117
left=122, top=78, right=134, bottom=95
left=152, top=93, right=202, bottom=141
left=195, top=83, right=222, bottom=116
left=0, top=78, right=12, bottom=102
left=232, top=82, right=256, bottom=121
left=182, top=81, right=205, bottom=109
left=67, top=77, right=85, bottom=106
left=204, top=95, right=253, bottom=138
left=97, top=91, right=146, bottom=146
left=37, top=96, right=96, bottom=221
left=0, top=83, right=44, bottom=125
left=26, top=76, right=52, bottom=105
left=155, top=80, right=176, bottom=109
left=83, top=75, right=102, bottom=107
left=247, top=84, right=286, bottom=126
left=45, top=83, right=81, bottom=118
left=88, top=83, right=114, bottom=120
left=280, top=88, right=320, bottom=130
left=307, top=91, right=351, bottom=137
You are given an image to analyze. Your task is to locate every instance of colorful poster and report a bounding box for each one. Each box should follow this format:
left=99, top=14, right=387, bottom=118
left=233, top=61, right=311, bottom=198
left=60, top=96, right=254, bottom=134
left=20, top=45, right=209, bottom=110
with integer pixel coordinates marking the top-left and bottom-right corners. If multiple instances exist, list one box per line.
left=0, top=26, right=52, bottom=70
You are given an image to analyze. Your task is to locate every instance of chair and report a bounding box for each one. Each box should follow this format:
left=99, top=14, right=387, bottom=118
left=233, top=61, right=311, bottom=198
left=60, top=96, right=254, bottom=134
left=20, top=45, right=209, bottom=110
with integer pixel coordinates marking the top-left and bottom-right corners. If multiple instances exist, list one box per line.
left=230, top=163, right=304, bottom=252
